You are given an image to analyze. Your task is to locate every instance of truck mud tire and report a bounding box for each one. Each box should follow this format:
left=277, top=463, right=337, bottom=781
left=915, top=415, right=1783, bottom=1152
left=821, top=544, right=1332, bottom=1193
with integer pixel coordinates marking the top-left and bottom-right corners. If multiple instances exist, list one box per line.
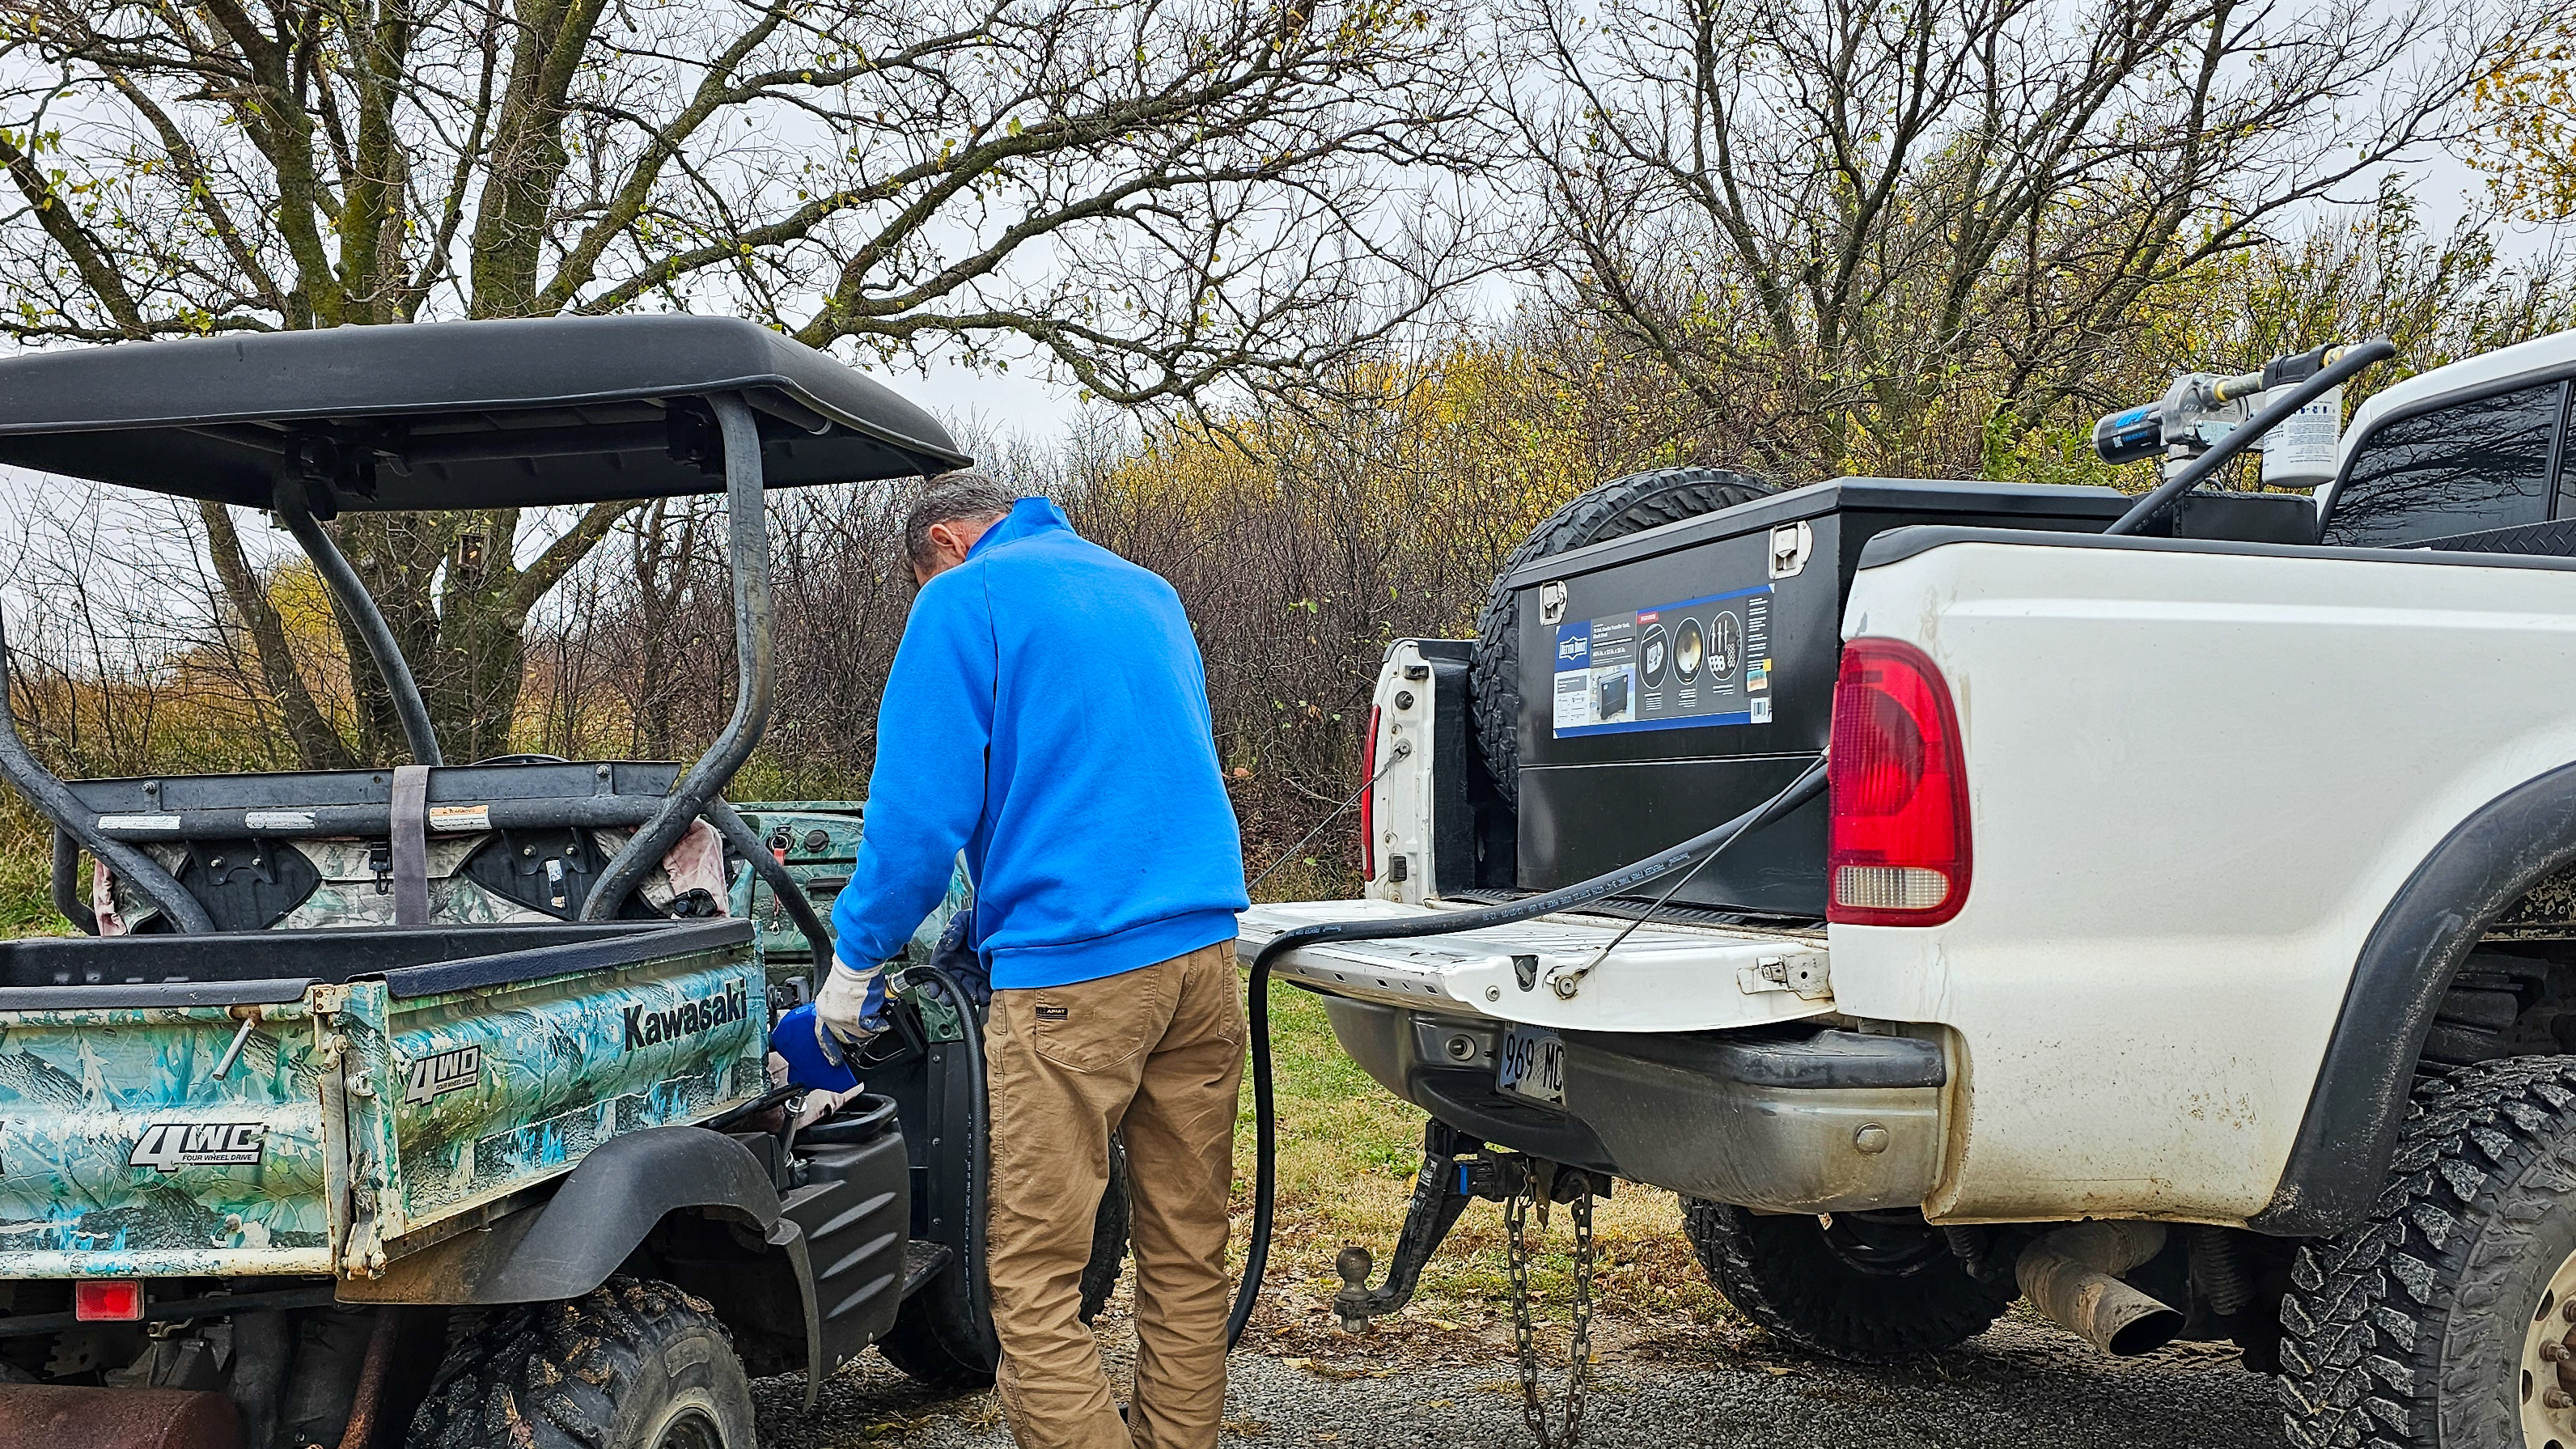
left=879, top=1134, right=1131, bottom=1388
left=2280, top=1054, right=2576, bottom=1449
left=1470, top=467, right=1772, bottom=802
left=406, top=1278, right=752, bottom=1449
left=1684, top=1200, right=2009, bottom=1362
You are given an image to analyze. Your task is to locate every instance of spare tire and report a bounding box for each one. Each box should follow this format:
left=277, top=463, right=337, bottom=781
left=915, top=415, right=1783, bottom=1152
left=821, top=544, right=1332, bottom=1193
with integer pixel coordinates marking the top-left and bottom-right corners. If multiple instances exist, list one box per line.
left=1470, top=467, right=1773, bottom=801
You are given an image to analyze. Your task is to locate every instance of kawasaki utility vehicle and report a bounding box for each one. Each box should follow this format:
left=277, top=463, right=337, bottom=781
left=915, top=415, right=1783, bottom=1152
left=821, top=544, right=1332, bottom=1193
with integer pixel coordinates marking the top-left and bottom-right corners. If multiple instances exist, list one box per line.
left=1244, top=330, right=2576, bottom=1448
left=0, top=319, right=1109, bottom=1449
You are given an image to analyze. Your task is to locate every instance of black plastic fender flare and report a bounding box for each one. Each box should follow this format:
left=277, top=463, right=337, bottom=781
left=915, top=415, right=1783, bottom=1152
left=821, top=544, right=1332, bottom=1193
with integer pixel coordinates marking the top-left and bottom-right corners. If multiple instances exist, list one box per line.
left=341, top=1126, right=828, bottom=1396
left=2254, top=759, right=2576, bottom=1236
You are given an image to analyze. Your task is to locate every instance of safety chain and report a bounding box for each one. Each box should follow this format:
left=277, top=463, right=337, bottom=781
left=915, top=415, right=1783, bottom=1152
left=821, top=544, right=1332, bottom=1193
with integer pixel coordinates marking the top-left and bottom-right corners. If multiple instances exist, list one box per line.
left=1505, top=1165, right=1595, bottom=1449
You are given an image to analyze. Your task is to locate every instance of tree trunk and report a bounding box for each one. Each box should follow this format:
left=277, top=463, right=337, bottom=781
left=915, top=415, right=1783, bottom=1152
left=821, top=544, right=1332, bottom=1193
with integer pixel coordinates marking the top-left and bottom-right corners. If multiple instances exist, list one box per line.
left=197, top=502, right=359, bottom=771
left=433, top=506, right=532, bottom=763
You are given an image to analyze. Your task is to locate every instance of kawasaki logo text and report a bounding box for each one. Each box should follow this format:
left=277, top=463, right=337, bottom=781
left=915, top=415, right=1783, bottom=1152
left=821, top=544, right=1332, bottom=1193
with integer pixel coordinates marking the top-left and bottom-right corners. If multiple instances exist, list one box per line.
left=624, top=979, right=750, bottom=1049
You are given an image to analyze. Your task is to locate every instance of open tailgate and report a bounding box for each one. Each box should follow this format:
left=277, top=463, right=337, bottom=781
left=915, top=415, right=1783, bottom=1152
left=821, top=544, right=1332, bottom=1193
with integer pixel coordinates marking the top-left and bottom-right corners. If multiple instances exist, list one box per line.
left=1236, top=899, right=1833, bottom=1032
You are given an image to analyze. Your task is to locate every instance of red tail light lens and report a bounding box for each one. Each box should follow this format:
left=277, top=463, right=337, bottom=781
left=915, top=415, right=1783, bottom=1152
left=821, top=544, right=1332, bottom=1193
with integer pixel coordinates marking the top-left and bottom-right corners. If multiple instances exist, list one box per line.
left=75, top=1279, right=144, bottom=1321
left=1828, top=638, right=1970, bottom=926
left=1359, top=705, right=1382, bottom=880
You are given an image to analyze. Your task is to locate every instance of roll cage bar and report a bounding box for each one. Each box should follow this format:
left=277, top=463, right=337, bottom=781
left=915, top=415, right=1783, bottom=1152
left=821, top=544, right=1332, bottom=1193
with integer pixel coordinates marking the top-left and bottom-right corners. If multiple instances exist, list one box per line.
left=0, top=317, right=969, bottom=954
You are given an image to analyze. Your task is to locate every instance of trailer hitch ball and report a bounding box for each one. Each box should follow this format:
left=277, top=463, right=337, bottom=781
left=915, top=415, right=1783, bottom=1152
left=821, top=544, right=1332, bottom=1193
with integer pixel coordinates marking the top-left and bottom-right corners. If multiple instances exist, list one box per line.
left=1334, top=1246, right=1376, bottom=1331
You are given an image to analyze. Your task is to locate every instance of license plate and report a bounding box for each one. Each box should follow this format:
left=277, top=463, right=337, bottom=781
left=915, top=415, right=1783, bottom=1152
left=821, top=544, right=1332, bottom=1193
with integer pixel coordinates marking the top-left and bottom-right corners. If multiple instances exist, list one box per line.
left=1496, top=1025, right=1565, bottom=1104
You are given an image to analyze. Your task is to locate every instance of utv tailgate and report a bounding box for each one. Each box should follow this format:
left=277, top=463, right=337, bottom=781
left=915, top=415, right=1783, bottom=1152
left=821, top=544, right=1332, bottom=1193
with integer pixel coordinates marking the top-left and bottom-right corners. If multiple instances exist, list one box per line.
left=1235, top=899, right=1832, bottom=1032
left=0, top=922, right=764, bottom=1280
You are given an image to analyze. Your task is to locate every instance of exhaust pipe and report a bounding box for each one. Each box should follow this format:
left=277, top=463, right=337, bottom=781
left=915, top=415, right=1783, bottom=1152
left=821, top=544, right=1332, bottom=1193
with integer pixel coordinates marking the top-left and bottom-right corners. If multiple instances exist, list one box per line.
left=2015, top=1222, right=2184, bottom=1356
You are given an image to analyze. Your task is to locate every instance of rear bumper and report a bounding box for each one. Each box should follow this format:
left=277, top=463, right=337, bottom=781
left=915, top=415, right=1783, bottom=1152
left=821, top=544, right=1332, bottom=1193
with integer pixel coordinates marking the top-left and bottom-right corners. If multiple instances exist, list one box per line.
left=1321, top=996, right=1947, bottom=1212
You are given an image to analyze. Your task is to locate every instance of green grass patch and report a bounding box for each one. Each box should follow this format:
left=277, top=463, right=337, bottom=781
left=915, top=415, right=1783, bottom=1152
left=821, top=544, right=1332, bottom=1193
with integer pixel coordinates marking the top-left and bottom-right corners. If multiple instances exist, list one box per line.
left=0, top=801, right=70, bottom=939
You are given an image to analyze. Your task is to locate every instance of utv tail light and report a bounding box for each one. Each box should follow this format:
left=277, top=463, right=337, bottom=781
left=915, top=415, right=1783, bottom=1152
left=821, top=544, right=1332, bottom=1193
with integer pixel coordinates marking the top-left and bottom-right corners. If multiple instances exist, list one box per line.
left=1359, top=706, right=1382, bottom=880
left=1828, top=638, right=1970, bottom=926
left=75, top=1279, right=144, bottom=1321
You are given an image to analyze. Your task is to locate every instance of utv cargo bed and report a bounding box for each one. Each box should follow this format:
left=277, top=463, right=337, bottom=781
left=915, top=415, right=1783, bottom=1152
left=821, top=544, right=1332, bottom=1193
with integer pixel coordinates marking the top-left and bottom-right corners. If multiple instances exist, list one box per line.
left=0, top=920, right=762, bottom=1280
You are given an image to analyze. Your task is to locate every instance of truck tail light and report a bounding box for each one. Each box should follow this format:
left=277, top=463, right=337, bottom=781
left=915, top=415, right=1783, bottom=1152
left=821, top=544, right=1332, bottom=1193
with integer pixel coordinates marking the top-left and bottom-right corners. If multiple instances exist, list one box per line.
left=1828, top=638, right=1969, bottom=926
left=1359, top=705, right=1381, bottom=880
left=76, top=1279, right=144, bottom=1321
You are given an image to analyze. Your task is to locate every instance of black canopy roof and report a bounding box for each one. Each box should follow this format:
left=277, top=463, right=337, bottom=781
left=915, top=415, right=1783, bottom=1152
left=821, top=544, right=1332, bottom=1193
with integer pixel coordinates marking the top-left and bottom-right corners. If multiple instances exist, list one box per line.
left=0, top=316, right=970, bottom=511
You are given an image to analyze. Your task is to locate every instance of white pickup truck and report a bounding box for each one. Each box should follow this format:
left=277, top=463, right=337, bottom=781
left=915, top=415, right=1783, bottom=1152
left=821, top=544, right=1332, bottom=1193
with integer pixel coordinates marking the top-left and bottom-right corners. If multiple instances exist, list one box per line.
left=1239, top=330, right=2576, bottom=1449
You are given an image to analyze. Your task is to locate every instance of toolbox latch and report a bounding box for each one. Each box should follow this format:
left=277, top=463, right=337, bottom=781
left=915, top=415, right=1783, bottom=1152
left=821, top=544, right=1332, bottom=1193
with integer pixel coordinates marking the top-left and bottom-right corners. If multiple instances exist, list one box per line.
left=1769, top=521, right=1814, bottom=579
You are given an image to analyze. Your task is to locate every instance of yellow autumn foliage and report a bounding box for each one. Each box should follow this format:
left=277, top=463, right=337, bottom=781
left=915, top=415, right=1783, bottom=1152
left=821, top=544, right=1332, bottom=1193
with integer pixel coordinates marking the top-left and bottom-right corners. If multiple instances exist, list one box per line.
left=2474, top=17, right=2576, bottom=223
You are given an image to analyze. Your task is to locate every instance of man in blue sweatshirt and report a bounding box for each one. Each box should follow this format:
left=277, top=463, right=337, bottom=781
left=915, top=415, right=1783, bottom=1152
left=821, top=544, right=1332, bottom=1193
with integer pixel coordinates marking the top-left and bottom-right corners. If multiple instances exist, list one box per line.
left=820, top=472, right=1250, bottom=1449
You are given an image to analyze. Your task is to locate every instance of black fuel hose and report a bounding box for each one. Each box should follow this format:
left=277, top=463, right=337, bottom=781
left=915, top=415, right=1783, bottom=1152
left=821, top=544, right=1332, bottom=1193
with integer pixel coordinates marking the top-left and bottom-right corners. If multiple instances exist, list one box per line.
left=1223, top=755, right=1828, bottom=1349
left=908, top=962, right=996, bottom=1345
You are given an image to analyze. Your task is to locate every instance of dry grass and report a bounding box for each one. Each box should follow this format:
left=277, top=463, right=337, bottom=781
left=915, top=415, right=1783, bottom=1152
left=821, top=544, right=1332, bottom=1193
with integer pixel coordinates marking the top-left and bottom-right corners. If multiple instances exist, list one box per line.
left=0, top=797, right=68, bottom=938
left=1228, top=981, right=1729, bottom=1337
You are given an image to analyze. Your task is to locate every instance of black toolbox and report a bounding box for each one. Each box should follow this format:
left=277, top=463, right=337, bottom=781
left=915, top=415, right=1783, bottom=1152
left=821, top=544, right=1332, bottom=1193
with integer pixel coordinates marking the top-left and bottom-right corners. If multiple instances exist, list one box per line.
left=1499, top=478, right=2315, bottom=917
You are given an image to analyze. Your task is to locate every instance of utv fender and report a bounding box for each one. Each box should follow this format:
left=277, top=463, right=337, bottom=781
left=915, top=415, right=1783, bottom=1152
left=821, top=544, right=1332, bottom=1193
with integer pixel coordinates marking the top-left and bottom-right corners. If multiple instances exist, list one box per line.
left=341, top=1126, right=791, bottom=1303
left=2253, top=760, right=2576, bottom=1236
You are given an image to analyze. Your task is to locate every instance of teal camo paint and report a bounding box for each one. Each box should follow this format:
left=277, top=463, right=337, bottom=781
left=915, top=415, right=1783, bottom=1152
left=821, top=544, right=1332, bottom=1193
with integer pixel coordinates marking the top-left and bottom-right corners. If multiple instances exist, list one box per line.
left=383, top=945, right=765, bottom=1228
left=0, top=998, right=336, bottom=1277
left=729, top=804, right=969, bottom=979
left=0, top=936, right=763, bottom=1280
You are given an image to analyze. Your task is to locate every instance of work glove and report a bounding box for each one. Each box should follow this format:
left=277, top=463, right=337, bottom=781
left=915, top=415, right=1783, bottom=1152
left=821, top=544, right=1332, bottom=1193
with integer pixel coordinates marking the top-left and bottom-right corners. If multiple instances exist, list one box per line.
left=812, top=957, right=890, bottom=1064
left=928, top=908, right=993, bottom=1015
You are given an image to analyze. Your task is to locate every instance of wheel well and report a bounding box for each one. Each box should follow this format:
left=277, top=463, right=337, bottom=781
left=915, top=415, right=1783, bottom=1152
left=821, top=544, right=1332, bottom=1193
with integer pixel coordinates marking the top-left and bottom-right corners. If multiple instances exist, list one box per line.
left=641, top=1208, right=811, bottom=1379
left=2255, top=761, right=2576, bottom=1236
left=2420, top=858, right=2576, bottom=1069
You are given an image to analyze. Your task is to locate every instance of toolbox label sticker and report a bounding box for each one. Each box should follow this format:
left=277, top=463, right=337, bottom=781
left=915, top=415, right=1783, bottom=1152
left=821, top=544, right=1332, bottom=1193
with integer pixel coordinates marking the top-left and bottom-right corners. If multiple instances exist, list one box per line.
left=1553, top=585, right=1774, bottom=737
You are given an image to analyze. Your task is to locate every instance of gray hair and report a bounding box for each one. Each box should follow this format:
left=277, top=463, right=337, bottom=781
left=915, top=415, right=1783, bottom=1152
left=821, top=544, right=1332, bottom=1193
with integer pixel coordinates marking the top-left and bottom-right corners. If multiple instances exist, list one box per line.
left=903, top=470, right=1018, bottom=570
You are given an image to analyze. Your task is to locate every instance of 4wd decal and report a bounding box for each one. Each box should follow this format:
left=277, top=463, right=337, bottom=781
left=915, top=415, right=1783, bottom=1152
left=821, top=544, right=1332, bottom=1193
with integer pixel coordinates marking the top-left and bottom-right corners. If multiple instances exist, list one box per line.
left=404, top=1044, right=483, bottom=1105
left=128, top=1122, right=267, bottom=1173
left=623, top=978, right=750, bottom=1050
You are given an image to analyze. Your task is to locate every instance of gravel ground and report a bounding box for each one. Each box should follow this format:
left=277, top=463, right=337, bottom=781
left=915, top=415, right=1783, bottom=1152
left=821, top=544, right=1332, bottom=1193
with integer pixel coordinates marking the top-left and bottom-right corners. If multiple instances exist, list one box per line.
left=754, top=1311, right=2287, bottom=1448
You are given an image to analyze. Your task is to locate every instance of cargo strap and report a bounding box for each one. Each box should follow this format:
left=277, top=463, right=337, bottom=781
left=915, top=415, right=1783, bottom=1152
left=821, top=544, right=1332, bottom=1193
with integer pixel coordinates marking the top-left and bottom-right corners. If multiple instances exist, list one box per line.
left=389, top=765, right=431, bottom=926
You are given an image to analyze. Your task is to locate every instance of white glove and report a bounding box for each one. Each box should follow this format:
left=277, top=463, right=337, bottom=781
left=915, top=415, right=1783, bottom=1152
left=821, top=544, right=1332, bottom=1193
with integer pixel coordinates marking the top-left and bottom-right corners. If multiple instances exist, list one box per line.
left=813, top=958, right=890, bottom=1063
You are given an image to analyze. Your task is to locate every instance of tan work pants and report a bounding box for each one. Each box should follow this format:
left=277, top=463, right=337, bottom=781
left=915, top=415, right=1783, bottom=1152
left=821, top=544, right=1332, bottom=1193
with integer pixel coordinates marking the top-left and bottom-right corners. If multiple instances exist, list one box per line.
left=984, top=940, right=1246, bottom=1449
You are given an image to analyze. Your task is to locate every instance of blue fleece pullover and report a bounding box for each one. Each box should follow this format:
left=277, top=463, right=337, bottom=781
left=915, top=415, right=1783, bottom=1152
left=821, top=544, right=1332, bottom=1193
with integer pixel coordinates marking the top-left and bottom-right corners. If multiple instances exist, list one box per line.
left=828, top=498, right=1248, bottom=990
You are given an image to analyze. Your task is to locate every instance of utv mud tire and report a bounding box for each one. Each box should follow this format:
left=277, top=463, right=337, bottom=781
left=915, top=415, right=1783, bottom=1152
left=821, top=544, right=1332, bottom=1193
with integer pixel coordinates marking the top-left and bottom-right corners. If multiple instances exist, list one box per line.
left=405, top=1278, right=752, bottom=1449
left=2279, top=1055, right=2576, bottom=1448
left=1684, top=1200, right=2009, bottom=1362
left=879, top=1134, right=1132, bottom=1388
left=1470, top=467, right=1773, bottom=801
